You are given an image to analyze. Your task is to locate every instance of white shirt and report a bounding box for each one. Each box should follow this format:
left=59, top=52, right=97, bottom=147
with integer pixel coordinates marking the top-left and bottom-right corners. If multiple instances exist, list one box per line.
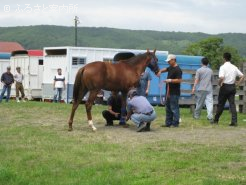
left=219, top=62, right=243, bottom=84
left=54, top=74, right=65, bottom=88
left=14, top=72, right=24, bottom=83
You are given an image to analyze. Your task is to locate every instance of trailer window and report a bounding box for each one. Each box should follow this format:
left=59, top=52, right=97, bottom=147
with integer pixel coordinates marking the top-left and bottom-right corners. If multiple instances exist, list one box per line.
left=39, top=59, right=43, bottom=65
left=72, top=57, right=86, bottom=65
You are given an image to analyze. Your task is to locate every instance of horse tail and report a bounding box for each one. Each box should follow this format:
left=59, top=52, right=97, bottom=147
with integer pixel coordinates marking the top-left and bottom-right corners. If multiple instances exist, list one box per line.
left=73, top=67, right=85, bottom=103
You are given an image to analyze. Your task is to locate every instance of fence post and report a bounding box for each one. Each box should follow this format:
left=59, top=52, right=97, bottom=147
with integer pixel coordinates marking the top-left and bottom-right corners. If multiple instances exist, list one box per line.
left=242, top=63, right=246, bottom=113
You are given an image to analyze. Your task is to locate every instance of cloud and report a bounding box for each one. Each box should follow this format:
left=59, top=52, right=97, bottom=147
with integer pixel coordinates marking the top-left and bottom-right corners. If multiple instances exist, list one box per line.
left=0, top=0, right=246, bottom=33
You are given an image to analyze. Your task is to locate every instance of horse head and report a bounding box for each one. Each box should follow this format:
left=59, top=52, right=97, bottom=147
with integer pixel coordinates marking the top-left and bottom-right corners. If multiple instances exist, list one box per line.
left=146, top=49, right=159, bottom=74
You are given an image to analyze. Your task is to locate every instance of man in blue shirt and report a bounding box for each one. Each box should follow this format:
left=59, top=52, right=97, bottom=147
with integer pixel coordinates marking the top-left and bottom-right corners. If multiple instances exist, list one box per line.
left=126, top=89, right=156, bottom=132
left=136, top=70, right=152, bottom=97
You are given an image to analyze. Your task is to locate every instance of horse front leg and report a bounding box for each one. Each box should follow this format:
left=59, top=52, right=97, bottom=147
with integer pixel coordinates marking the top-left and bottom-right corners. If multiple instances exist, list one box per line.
left=119, top=92, right=127, bottom=125
left=85, top=91, right=98, bottom=131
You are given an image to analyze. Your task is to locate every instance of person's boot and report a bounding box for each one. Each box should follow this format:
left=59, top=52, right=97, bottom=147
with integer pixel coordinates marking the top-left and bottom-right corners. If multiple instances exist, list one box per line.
left=144, top=122, right=151, bottom=131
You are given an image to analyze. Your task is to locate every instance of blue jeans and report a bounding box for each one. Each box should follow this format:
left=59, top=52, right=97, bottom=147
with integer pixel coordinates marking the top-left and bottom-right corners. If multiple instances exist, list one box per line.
left=53, top=88, right=63, bottom=102
left=194, top=90, right=213, bottom=120
left=131, top=111, right=156, bottom=127
left=0, top=85, right=11, bottom=102
left=165, top=95, right=180, bottom=126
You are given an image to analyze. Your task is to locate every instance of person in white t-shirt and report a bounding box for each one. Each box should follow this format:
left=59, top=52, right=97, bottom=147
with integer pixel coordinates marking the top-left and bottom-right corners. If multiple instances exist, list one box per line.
left=14, top=67, right=25, bottom=102
left=213, top=52, right=244, bottom=126
left=53, top=68, right=66, bottom=103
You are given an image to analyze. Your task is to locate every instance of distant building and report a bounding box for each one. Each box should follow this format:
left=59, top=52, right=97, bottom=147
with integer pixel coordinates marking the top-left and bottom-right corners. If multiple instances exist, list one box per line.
left=0, top=42, right=25, bottom=53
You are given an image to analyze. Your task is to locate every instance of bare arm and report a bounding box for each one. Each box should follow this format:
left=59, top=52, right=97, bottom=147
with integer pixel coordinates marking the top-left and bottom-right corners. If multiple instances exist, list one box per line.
left=192, top=78, right=199, bottom=94
left=236, top=75, right=245, bottom=86
left=156, top=68, right=168, bottom=77
left=146, top=80, right=150, bottom=95
left=218, top=77, right=224, bottom=87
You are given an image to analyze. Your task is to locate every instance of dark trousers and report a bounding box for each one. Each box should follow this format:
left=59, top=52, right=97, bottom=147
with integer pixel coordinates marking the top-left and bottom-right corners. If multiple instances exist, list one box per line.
left=165, top=95, right=180, bottom=126
left=102, top=110, right=121, bottom=124
left=214, top=84, right=237, bottom=124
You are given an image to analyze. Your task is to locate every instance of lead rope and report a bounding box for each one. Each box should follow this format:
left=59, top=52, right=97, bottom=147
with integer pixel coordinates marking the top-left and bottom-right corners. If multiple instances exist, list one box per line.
left=159, top=77, right=170, bottom=106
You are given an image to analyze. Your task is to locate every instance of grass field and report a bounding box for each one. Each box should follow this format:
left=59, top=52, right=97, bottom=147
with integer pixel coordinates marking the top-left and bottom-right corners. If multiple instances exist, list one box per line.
left=0, top=101, right=245, bottom=185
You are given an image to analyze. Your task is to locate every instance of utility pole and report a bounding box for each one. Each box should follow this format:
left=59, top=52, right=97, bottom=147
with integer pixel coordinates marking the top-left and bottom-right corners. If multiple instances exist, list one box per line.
left=74, top=16, right=80, bottom=46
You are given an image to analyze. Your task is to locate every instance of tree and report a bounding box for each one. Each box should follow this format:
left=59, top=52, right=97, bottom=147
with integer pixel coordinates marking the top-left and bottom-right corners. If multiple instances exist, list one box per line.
left=183, top=37, right=243, bottom=69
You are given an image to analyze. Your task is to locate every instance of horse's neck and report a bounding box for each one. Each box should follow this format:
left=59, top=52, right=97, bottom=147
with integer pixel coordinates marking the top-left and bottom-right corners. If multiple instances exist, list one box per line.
left=129, top=55, right=149, bottom=76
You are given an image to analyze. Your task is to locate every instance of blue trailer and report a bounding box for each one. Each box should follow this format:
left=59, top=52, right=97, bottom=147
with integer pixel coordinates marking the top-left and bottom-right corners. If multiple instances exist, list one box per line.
left=146, top=54, right=203, bottom=105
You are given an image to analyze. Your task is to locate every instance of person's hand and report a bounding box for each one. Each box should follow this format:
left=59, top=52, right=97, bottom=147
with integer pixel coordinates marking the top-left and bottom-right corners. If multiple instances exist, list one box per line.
left=191, top=88, right=195, bottom=94
left=164, top=79, right=172, bottom=83
left=114, top=113, right=120, bottom=118
left=145, top=90, right=149, bottom=96
left=156, top=71, right=161, bottom=77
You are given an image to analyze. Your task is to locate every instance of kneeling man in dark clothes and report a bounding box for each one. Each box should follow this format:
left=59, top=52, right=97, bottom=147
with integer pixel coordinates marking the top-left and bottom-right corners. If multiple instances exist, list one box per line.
left=102, top=92, right=124, bottom=126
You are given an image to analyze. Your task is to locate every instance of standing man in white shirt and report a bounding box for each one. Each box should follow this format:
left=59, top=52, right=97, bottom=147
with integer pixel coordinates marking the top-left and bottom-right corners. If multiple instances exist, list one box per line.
left=14, top=67, right=25, bottom=102
left=53, top=68, right=66, bottom=103
left=213, top=52, right=244, bottom=126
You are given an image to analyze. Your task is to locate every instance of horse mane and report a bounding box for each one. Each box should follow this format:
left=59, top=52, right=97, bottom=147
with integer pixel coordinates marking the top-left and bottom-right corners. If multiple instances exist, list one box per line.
left=124, top=53, right=147, bottom=65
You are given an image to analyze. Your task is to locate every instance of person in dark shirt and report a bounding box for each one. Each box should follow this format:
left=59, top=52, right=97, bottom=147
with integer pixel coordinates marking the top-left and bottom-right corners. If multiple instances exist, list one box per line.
left=102, top=92, right=123, bottom=126
left=0, top=67, right=14, bottom=103
left=157, top=54, right=182, bottom=127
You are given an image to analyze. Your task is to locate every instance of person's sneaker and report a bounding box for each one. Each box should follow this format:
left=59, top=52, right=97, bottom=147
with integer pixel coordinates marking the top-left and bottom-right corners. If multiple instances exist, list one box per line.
left=210, top=119, right=218, bottom=125
left=144, top=122, right=151, bottom=131
left=137, top=122, right=147, bottom=132
left=22, top=99, right=26, bottom=102
left=161, top=124, right=171, bottom=127
left=229, top=123, right=237, bottom=127
left=105, top=123, right=113, bottom=126
left=17, top=99, right=20, bottom=103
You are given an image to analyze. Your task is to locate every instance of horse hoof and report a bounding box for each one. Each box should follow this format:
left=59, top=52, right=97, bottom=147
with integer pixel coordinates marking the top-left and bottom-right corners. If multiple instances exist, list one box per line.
left=68, top=127, right=73, bottom=131
left=92, top=127, right=97, bottom=132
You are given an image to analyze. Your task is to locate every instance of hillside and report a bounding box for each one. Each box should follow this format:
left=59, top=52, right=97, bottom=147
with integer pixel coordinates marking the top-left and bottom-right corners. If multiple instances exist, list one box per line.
left=0, top=25, right=246, bottom=56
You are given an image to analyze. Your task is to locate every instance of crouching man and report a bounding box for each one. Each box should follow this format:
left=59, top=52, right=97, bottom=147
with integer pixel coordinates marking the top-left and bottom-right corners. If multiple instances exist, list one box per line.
left=126, top=89, right=156, bottom=132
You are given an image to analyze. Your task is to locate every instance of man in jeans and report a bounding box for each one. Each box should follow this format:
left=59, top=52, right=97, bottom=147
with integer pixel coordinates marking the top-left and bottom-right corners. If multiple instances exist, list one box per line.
left=192, top=57, right=213, bottom=122
left=157, top=54, right=182, bottom=127
left=0, top=67, right=14, bottom=103
left=126, top=89, right=156, bottom=132
left=53, top=68, right=66, bottom=103
left=213, top=52, right=244, bottom=126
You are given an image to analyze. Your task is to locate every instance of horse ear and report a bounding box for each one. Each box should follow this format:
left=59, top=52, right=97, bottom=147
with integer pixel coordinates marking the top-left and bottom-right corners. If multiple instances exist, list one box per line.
left=147, top=48, right=150, bottom=53
left=153, top=49, right=156, bottom=54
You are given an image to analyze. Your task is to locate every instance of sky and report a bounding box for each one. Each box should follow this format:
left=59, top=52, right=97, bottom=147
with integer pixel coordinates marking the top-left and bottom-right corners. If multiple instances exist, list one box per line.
left=0, top=0, right=246, bottom=34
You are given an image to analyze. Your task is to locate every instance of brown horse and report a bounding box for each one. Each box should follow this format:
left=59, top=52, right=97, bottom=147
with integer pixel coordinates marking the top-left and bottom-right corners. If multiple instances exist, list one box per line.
left=68, top=49, right=159, bottom=131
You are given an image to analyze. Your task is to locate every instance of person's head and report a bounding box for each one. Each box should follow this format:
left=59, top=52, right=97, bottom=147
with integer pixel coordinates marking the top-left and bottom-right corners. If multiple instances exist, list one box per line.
left=127, top=88, right=138, bottom=99
left=16, top=67, right=21, bottom=72
left=201, top=57, right=209, bottom=66
left=57, top=68, right=62, bottom=75
left=7, top=66, right=11, bottom=73
left=223, top=52, right=231, bottom=62
left=165, top=54, right=176, bottom=66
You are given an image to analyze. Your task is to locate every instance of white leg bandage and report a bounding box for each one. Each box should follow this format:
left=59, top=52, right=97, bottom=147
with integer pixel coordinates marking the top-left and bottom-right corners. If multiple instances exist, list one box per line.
left=88, top=120, right=97, bottom=131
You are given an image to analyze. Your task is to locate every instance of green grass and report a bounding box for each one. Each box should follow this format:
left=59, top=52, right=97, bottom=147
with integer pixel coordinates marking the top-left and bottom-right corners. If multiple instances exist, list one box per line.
left=0, top=101, right=245, bottom=185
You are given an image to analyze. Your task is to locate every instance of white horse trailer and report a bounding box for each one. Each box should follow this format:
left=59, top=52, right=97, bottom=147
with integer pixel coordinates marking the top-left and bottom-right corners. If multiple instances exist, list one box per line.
left=42, top=46, right=168, bottom=103
left=10, top=50, right=44, bottom=100
left=0, top=53, right=11, bottom=92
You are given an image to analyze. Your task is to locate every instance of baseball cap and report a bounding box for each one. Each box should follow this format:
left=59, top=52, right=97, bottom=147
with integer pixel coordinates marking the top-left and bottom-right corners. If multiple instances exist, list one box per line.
left=165, top=54, right=176, bottom=62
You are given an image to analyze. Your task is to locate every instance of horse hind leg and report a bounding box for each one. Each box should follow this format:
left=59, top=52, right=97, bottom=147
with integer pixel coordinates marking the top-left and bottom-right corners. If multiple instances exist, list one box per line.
left=68, top=88, right=87, bottom=131
left=85, top=90, right=99, bottom=131
left=68, top=101, right=80, bottom=131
